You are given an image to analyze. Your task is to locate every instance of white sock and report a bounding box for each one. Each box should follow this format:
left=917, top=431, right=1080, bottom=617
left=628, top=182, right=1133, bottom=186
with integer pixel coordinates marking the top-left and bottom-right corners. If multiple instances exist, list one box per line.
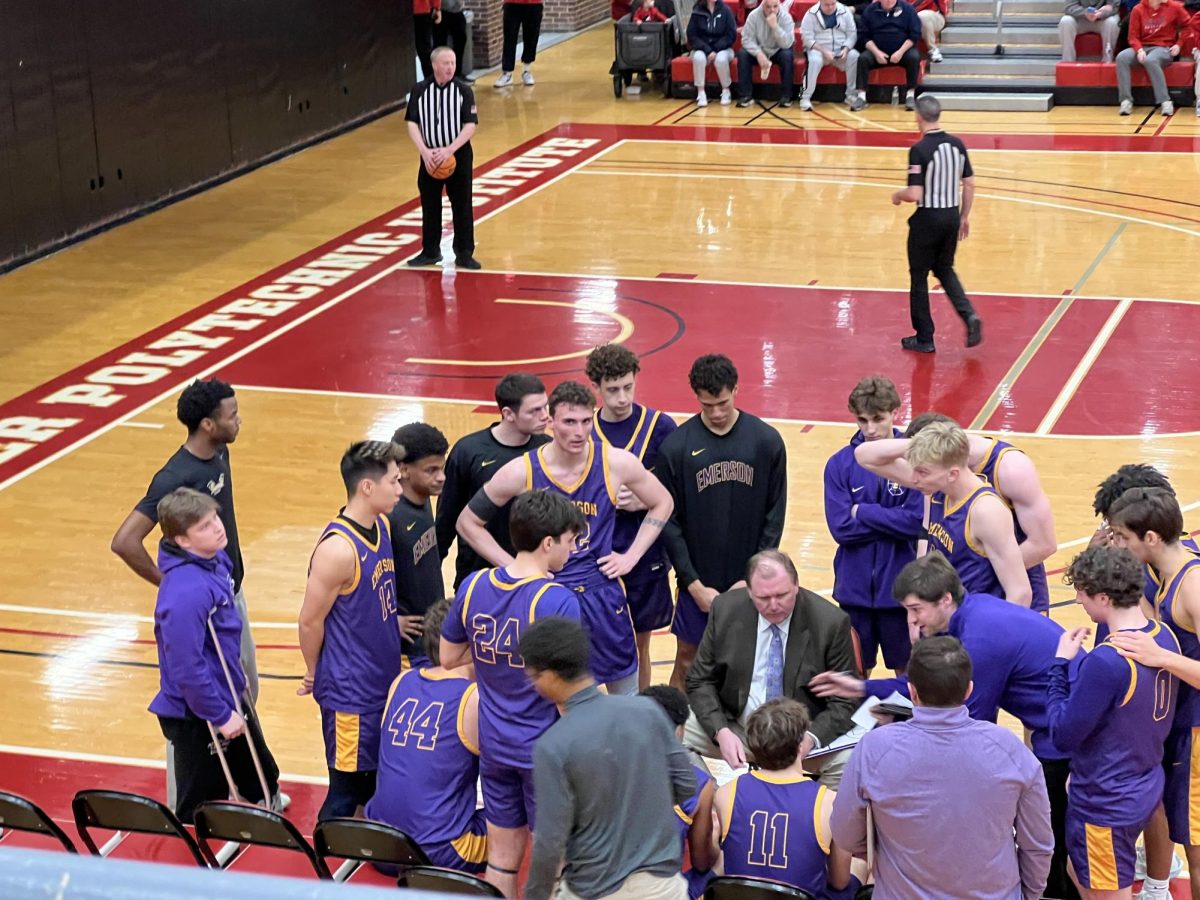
left=1141, top=874, right=1171, bottom=899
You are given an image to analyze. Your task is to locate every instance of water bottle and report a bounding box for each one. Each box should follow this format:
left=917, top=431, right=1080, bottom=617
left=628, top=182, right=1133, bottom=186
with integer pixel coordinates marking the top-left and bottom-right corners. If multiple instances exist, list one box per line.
left=891, top=86, right=900, bottom=105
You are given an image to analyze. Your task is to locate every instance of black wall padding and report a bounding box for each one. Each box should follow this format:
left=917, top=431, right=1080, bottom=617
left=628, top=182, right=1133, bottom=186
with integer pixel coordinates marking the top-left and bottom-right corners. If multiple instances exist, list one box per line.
left=0, top=0, right=416, bottom=272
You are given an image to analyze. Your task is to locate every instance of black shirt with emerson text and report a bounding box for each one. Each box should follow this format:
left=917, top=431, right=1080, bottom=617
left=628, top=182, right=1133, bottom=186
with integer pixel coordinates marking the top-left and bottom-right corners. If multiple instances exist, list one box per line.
left=389, top=496, right=445, bottom=658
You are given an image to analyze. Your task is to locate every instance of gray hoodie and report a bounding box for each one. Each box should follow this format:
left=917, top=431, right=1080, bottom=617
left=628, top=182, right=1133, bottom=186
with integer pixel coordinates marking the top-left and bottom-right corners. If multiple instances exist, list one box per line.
left=740, top=3, right=797, bottom=56
left=800, top=1, right=857, bottom=54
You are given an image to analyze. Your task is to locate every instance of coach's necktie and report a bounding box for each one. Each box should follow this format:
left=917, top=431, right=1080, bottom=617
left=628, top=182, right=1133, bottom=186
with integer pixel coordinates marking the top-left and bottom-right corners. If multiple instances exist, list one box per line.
left=765, top=625, right=784, bottom=700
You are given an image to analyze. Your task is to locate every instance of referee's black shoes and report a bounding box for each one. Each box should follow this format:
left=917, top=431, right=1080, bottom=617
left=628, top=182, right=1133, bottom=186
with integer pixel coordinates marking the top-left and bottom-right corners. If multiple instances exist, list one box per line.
left=456, top=256, right=482, bottom=270
left=407, top=253, right=442, bottom=267
left=966, top=315, right=983, bottom=347
left=901, top=335, right=936, bottom=353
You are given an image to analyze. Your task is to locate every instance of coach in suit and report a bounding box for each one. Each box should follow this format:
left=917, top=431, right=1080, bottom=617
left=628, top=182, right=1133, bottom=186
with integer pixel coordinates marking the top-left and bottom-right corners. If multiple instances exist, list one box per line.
left=685, top=549, right=858, bottom=786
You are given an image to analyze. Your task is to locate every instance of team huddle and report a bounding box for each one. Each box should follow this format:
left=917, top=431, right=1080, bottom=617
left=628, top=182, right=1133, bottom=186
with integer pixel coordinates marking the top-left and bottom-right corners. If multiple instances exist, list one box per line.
left=120, top=345, right=1200, bottom=900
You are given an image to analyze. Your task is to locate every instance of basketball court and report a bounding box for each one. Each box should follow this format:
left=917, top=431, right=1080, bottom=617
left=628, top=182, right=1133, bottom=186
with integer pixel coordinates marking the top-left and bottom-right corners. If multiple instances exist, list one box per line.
left=1, top=21, right=1198, bottom=874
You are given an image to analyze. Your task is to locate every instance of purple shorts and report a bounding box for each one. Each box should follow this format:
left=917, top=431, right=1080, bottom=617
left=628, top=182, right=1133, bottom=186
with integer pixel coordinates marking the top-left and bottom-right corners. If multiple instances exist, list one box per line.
left=670, top=588, right=708, bottom=648
left=626, top=569, right=674, bottom=633
left=320, top=706, right=382, bottom=773
left=480, top=757, right=536, bottom=830
left=1065, top=811, right=1141, bottom=890
left=1163, top=725, right=1200, bottom=845
left=843, top=605, right=911, bottom=672
left=425, top=808, right=488, bottom=875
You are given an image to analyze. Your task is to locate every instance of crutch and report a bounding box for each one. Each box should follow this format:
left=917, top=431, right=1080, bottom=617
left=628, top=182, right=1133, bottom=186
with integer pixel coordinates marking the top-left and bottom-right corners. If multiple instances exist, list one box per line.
left=205, top=610, right=273, bottom=865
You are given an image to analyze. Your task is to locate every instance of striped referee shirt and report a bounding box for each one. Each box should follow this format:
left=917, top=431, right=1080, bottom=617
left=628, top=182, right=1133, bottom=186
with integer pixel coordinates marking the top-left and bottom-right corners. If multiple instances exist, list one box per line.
left=907, top=129, right=973, bottom=210
left=405, top=76, right=478, bottom=149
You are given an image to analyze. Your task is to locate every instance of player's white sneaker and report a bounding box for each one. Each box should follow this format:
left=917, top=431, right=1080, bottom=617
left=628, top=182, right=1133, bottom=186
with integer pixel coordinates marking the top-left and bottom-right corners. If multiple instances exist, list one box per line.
left=522, top=69, right=535, bottom=86
left=1119, top=99, right=1132, bottom=115
left=495, top=72, right=513, bottom=87
left=696, top=91, right=708, bottom=107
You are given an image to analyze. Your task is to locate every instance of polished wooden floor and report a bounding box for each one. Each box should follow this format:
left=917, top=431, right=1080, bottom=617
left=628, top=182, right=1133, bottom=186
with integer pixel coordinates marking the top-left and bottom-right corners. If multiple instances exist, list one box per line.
left=1, top=22, right=1198, bottom=796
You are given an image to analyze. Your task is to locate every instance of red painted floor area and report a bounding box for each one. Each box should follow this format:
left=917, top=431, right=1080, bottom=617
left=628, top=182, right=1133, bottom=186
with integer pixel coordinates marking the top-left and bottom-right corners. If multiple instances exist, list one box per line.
left=224, top=270, right=1186, bottom=435
left=1054, top=300, right=1200, bottom=436
left=0, top=752, right=395, bottom=886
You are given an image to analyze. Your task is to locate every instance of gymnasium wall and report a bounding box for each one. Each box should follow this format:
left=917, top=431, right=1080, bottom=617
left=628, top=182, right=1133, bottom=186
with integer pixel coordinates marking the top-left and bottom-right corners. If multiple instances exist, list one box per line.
left=0, top=0, right=415, bottom=273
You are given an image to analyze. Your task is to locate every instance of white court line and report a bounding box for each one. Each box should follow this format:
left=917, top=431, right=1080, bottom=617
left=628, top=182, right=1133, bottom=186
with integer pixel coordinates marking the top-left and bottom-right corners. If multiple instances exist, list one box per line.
left=617, top=136, right=1200, bottom=156
left=1035, top=298, right=1133, bottom=435
left=577, top=168, right=1200, bottom=240
left=116, top=421, right=164, bottom=430
left=495, top=264, right=1200, bottom=308
left=0, top=742, right=327, bottom=785
left=0, top=139, right=619, bottom=496
left=0, top=602, right=296, bottom=630
left=236, top=384, right=489, bottom=406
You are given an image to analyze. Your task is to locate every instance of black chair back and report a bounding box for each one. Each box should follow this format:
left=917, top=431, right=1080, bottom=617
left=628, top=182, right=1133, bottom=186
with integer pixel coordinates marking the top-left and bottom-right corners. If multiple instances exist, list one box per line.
left=855, top=886, right=874, bottom=899
left=0, top=791, right=77, bottom=852
left=400, top=865, right=504, bottom=896
left=313, top=817, right=430, bottom=881
left=71, top=790, right=213, bottom=867
left=193, top=800, right=331, bottom=878
left=704, top=875, right=816, bottom=900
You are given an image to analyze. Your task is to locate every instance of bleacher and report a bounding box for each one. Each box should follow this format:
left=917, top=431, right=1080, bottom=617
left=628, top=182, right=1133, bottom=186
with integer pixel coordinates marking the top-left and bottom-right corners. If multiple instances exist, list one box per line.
left=669, top=0, right=927, bottom=101
left=1056, top=33, right=1196, bottom=103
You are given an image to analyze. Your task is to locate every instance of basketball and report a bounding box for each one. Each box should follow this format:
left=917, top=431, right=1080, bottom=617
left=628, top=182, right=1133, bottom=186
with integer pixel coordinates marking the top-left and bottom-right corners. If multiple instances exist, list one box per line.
left=427, top=155, right=456, bottom=180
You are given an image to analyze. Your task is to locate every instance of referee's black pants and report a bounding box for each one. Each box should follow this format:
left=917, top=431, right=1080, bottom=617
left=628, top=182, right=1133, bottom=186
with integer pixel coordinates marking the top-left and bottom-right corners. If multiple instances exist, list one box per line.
left=418, top=146, right=474, bottom=260
left=907, top=207, right=976, bottom=344
left=501, top=3, right=544, bottom=72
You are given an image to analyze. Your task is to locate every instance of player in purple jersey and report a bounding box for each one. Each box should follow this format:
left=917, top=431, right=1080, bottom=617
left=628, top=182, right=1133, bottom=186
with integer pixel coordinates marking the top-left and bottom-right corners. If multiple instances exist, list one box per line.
left=1091, top=463, right=1200, bottom=609
left=906, top=413, right=1057, bottom=614
left=824, top=376, right=924, bottom=675
left=714, top=698, right=856, bottom=899
left=857, top=419, right=1032, bottom=607
left=1048, top=545, right=1179, bottom=898
left=587, top=344, right=679, bottom=691
left=1106, top=488, right=1200, bottom=900
left=367, top=598, right=487, bottom=874
left=298, top=441, right=405, bottom=822
left=456, top=380, right=673, bottom=696
left=441, top=490, right=585, bottom=898
left=642, top=685, right=717, bottom=898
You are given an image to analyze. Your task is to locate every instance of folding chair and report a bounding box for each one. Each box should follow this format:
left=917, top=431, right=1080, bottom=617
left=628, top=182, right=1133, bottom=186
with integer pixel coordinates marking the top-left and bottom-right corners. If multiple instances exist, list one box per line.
left=312, top=817, right=430, bottom=882
left=193, top=800, right=330, bottom=878
left=399, top=865, right=504, bottom=896
left=71, top=789, right=214, bottom=867
left=0, top=790, right=77, bottom=852
left=704, top=875, right=816, bottom=900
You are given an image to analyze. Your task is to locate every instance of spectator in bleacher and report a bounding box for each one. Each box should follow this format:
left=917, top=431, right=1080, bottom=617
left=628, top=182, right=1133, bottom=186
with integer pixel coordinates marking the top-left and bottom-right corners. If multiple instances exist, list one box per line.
left=687, top=0, right=739, bottom=105
left=1186, top=1, right=1200, bottom=115
left=850, top=0, right=923, bottom=110
left=914, top=0, right=949, bottom=62
left=496, top=0, right=543, bottom=87
left=736, top=0, right=797, bottom=105
left=1115, top=0, right=1190, bottom=115
left=1058, top=0, right=1119, bottom=62
left=799, top=0, right=860, bottom=110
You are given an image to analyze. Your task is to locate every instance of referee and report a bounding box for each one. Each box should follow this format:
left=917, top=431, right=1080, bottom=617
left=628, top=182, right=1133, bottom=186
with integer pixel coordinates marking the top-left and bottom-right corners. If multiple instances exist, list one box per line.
left=891, top=95, right=982, bottom=353
left=405, top=46, right=480, bottom=270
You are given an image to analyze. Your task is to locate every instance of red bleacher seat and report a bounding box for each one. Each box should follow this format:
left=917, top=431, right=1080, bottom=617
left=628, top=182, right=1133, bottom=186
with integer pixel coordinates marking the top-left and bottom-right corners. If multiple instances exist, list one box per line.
left=1075, top=32, right=1103, bottom=58
left=1055, top=60, right=1196, bottom=87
